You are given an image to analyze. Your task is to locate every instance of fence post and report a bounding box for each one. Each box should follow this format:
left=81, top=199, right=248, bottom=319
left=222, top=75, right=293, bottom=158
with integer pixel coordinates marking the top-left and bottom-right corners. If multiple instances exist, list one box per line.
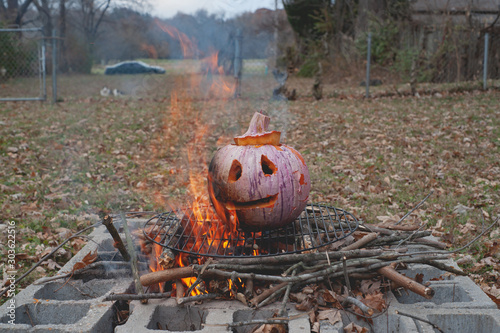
left=483, top=32, right=489, bottom=90
left=233, top=28, right=243, bottom=98
left=365, top=32, right=372, bottom=98
left=52, top=29, right=57, bottom=103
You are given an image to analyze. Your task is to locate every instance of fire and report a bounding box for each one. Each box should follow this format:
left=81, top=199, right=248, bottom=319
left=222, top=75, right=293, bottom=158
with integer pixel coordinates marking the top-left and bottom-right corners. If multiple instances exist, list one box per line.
left=155, top=19, right=196, bottom=58
left=156, top=18, right=236, bottom=98
left=144, top=18, right=250, bottom=299
left=201, top=52, right=236, bottom=96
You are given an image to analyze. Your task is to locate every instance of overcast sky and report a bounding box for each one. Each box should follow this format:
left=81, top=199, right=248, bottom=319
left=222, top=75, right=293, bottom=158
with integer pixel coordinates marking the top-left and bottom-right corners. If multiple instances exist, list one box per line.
left=149, top=0, right=282, bottom=18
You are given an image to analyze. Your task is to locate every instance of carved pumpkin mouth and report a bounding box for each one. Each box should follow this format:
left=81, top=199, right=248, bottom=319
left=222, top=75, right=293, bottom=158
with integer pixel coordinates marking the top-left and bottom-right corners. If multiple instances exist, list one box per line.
left=225, top=194, right=278, bottom=210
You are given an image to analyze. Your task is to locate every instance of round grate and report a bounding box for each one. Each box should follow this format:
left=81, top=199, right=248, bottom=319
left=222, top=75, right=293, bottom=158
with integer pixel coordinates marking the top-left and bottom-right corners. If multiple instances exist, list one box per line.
left=143, top=203, right=358, bottom=258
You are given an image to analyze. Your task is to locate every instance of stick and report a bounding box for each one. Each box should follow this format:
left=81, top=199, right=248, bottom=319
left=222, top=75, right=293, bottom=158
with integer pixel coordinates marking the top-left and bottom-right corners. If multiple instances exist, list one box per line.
left=427, top=260, right=466, bottom=276
left=449, top=216, right=499, bottom=253
left=357, top=225, right=394, bottom=235
left=337, top=295, right=374, bottom=316
left=102, top=215, right=130, bottom=261
left=257, top=284, right=288, bottom=308
left=121, top=213, right=146, bottom=304
left=24, top=304, right=35, bottom=327
left=244, top=275, right=254, bottom=298
left=375, top=225, right=420, bottom=231
left=342, top=233, right=379, bottom=251
left=395, top=310, right=444, bottom=333
left=103, top=292, right=172, bottom=301
left=175, top=280, right=185, bottom=302
left=378, top=264, right=434, bottom=299
left=413, top=238, right=447, bottom=249
left=0, top=222, right=101, bottom=298
left=217, top=249, right=403, bottom=266
left=280, top=269, right=296, bottom=316
left=226, top=319, right=288, bottom=328
left=235, top=292, right=247, bottom=305
left=366, top=231, right=431, bottom=247
left=33, top=261, right=148, bottom=285
left=395, top=221, right=431, bottom=249
left=250, top=282, right=288, bottom=307
left=140, top=266, right=195, bottom=286
left=184, top=276, right=203, bottom=297
left=394, top=190, right=433, bottom=225
left=177, top=293, right=217, bottom=305
left=342, top=256, right=352, bottom=294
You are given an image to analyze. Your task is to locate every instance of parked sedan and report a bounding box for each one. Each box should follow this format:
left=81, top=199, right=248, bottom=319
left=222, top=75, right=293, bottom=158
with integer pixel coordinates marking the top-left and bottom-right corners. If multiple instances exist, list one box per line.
left=104, top=61, right=166, bottom=75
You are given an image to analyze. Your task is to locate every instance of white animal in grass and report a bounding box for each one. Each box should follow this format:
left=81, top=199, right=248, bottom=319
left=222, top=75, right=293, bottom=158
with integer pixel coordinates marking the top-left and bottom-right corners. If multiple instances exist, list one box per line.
left=100, top=86, right=110, bottom=97
left=100, top=87, right=125, bottom=97
left=112, top=89, right=125, bottom=96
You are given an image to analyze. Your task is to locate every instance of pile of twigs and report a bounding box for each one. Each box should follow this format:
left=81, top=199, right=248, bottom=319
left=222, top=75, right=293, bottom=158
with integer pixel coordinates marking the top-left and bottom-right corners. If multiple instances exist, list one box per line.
left=138, top=225, right=465, bottom=310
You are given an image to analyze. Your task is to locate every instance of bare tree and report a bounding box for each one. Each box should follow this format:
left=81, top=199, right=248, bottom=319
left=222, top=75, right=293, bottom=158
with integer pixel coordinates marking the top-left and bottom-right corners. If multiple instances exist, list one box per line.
left=0, top=0, right=35, bottom=26
left=75, top=0, right=111, bottom=44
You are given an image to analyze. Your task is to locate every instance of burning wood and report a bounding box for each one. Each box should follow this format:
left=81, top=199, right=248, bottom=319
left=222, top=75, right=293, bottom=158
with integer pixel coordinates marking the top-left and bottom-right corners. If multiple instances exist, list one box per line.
left=136, top=225, right=463, bottom=315
left=140, top=266, right=195, bottom=286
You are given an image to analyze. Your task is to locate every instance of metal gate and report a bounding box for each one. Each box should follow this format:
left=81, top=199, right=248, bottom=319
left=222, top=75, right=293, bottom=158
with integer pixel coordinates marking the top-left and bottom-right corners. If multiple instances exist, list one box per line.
left=0, top=28, right=46, bottom=101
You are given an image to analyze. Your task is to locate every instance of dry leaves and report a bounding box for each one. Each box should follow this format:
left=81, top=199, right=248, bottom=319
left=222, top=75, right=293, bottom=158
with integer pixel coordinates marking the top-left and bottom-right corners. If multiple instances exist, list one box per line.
left=317, top=309, right=341, bottom=325
left=253, top=323, right=286, bottom=333
left=71, top=250, right=98, bottom=272
left=344, top=322, right=369, bottom=333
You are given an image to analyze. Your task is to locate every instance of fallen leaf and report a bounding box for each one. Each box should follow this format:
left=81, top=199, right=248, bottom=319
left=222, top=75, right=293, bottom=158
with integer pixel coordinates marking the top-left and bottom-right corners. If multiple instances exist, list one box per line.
left=359, top=279, right=381, bottom=295
left=295, top=295, right=316, bottom=311
left=361, top=291, right=386, bottom=312
left=344, top=322, right=369, bottom=333
left=71, top=250, right=98, bottom=271
left=415, top=273, right=424, bottom=284
left=42, top=259, right=61, bottom=270
left=317, top=309, right=341, bottom=325
left=253, top=323, right=286, bottom=333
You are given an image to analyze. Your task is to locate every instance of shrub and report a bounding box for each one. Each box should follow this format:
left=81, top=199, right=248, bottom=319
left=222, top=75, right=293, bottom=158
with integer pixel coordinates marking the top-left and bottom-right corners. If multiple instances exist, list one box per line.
left=0, top=31, right=38, bottom=79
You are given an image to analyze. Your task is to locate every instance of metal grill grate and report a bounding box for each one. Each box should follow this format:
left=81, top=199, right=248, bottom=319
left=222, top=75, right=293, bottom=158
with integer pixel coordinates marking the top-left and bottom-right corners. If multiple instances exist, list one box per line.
left=143, top=203, right=358, bottom=258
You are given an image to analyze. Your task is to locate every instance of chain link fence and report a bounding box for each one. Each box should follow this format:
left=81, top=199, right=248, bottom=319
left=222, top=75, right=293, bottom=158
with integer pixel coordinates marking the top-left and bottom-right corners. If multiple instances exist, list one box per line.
left=0, top=28, right=46, bottom=101
left=253, top=23, right=500, bottom=100
left=2, top=20, right=499, bottom=102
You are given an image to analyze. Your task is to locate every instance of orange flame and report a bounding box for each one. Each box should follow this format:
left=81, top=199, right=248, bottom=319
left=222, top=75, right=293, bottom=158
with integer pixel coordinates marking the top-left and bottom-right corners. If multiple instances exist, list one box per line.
left=156, top=18, right=236, bottom=98
left=155, top=19, right=196, bottom=58
left=148, top=235, right=165, bottom=293
left=144, top=18, right=252, bottom=299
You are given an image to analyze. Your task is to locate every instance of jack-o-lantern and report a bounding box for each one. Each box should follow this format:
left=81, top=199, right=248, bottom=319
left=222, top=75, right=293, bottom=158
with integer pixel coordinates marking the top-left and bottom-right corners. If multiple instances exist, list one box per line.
left=208, top=111, right=310, bottom=230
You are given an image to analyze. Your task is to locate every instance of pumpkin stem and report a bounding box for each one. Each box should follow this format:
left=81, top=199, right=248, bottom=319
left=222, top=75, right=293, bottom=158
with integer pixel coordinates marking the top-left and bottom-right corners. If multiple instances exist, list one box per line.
left=245, top=111, right=270, bottom=135
left=234, top=111, right=281, bottom=146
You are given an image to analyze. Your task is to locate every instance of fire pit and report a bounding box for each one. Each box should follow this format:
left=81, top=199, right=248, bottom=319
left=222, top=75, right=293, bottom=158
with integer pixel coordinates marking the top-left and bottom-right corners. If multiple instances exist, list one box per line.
left=2, top=212, right=500, bottom=333
left=143, top=203, right=359, bottom=258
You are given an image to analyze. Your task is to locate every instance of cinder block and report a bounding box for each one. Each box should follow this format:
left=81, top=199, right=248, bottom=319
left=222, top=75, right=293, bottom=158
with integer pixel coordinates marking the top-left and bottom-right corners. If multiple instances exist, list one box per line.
left=2, top=221, right=500, bottom=333
left=33, top=280, right=114, bottom=301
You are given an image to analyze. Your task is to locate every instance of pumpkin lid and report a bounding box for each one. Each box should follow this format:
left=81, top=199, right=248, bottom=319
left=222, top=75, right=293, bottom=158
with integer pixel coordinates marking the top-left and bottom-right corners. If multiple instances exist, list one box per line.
left=234, top=111, right=281, bottom=146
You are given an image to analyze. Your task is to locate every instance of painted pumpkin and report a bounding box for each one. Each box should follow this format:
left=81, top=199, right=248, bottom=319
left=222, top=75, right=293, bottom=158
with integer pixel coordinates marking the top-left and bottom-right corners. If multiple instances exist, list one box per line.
left=208, top=111, right=310, bottom=230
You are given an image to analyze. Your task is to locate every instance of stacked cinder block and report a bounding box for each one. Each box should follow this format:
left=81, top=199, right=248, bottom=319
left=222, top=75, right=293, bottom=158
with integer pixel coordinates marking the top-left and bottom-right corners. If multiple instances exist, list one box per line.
left=1, top=220, right=499, bottom=332
left=0, top=223, right=134, bottom=333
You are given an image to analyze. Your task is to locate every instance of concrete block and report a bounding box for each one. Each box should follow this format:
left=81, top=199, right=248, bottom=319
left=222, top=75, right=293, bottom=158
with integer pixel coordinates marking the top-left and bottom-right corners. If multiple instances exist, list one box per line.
left=33, top=280, right=114, bottom=301
left=2, top=220, right=499, bottom=333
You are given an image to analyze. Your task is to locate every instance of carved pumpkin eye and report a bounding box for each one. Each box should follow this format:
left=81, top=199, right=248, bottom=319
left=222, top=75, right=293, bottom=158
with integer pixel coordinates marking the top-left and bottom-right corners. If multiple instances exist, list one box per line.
left=261, top=155, right=276, bottom=176
left=228, top=159, right=242, bottom=182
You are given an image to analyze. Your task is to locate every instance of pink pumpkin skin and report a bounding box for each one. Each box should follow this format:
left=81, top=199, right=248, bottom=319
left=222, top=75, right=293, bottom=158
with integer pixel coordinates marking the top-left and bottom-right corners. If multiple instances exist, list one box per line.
left=208, top=143, right=310, bottom=230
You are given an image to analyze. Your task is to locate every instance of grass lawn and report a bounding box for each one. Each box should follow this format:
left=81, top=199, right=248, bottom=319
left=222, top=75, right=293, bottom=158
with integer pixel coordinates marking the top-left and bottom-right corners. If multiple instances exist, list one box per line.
left=0, top=72, right=499, bottom=303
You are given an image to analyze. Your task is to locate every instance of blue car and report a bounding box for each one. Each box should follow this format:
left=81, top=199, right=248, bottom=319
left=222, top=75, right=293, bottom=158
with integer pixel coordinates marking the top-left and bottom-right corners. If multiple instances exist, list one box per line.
left=104, top=61, right=166, bottom=75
